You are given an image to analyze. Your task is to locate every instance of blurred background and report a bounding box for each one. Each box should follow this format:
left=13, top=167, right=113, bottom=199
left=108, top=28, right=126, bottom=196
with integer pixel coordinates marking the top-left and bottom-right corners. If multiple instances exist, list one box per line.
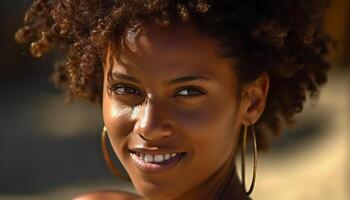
left=0, top=0, right=349, bottom=199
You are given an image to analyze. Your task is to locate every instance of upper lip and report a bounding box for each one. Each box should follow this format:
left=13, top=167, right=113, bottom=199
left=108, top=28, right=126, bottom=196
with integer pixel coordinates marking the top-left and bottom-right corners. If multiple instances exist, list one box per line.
left=129, top=146, right=186, bottom=155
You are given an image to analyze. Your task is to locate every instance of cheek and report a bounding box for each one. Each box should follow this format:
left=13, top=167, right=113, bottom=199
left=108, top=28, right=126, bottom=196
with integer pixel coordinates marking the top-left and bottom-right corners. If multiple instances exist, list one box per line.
left=171, top=97, right=240, bottom=190
left=102, top=89, right=134, bottom=154
left=177, top=98, right=239, bottom=160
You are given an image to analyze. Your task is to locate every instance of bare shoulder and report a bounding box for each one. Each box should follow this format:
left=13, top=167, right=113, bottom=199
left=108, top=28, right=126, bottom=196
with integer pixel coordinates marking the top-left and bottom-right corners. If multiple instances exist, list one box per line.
left=73, top=190, right=142, bottom=200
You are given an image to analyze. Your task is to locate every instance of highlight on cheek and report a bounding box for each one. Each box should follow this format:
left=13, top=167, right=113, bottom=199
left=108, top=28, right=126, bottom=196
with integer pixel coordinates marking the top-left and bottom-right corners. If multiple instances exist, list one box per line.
left=131, top=106, right=141, bottom=118
left=110, top=103, right=131, bottom=119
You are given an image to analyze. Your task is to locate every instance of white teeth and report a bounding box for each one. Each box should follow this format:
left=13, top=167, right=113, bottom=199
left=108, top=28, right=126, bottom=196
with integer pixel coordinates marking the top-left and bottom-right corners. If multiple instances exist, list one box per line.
left=133, top=152, right=181, bottom=163
left=140, top=153, right=145, bottom=160
left=154, top=155, right=164, bottom=163
left=144, top=154, right=153, bottom=162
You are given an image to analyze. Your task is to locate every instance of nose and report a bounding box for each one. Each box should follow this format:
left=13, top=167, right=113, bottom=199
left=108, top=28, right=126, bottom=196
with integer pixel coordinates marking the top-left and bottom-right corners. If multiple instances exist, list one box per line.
left=133, top=98, right=173, bottom=141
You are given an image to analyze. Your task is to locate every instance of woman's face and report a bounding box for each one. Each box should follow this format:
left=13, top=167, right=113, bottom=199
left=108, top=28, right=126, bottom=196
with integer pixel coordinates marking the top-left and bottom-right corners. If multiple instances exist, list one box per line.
left=102, top=24, right=248, bottom=199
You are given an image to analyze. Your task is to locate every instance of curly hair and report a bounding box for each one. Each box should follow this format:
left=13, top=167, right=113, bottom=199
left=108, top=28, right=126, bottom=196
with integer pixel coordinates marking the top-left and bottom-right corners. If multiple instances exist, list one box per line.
left=15, top=0, right=331, bottom=151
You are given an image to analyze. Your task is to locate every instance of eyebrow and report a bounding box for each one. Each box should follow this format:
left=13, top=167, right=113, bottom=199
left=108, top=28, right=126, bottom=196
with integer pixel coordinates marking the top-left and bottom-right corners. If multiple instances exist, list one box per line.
left=111, top=72, right=141, bottom=84
left=166, top=76, right=211, bottom=85
left=111, top=72, right=211, bottom=85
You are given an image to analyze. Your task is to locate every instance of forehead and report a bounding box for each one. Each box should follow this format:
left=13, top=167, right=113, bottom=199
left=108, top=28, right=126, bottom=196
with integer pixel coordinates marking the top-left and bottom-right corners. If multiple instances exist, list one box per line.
left=107, top=22, right=234, bottom=80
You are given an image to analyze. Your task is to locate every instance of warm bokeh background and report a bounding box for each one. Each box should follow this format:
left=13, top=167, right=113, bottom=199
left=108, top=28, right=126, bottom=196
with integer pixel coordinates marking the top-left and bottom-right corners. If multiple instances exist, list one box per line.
left=0, top=0, right=349, bottom=199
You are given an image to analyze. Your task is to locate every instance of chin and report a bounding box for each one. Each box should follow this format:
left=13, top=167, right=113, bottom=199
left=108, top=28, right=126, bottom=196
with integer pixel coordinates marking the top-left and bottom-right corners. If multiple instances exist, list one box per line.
left=129, top=173, right=185, bottom=200
left=135, top=185, right=180, bottom=200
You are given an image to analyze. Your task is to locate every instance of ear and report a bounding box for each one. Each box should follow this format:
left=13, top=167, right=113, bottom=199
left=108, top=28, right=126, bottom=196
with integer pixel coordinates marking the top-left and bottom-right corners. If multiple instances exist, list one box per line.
left=239, top=73, right=270, bottom=125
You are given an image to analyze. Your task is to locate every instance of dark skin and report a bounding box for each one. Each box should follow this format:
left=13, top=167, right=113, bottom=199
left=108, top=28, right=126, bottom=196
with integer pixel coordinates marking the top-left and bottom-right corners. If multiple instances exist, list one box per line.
left=75, top=23, right=269, bottom=200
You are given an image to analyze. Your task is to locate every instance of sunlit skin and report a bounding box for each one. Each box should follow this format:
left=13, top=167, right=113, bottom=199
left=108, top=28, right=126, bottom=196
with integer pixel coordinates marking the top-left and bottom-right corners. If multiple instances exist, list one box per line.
left=76, top=23, right=269, bottom=200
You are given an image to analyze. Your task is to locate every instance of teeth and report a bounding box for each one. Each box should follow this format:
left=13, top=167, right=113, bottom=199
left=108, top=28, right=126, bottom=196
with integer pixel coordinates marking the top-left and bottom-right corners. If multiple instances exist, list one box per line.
left=154, top=155, right=164, bottom=162
left=144, top=154, right=153, bottom=162
left=139, top=153, right=145, bottom=160
left=133, top=152, right=181, bottom=163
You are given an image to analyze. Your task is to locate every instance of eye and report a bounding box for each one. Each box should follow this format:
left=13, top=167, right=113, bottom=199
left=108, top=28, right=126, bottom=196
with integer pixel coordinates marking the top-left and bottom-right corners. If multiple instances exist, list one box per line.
left=110, top=84, right=142, bottom=96
left=175, top=87, right=205, bottom=97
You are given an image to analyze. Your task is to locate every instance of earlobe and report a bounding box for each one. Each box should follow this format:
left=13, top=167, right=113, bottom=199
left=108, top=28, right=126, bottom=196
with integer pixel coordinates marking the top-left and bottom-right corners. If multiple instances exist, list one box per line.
left=240, top=73, right=270, bottom=125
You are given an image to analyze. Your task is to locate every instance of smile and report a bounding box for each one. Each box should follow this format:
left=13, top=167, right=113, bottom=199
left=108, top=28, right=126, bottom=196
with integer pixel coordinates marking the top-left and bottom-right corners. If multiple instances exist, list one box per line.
left=129, top=150, right=186, bottom=174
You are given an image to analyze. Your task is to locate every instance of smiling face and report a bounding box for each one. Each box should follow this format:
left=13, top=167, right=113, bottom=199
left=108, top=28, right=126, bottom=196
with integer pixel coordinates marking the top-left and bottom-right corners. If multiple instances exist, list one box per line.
left=102, top=23, right=260, bottom=200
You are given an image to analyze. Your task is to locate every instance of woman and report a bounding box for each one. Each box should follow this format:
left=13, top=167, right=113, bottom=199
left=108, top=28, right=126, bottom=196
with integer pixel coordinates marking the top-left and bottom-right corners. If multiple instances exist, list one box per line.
left=15, top=0, right=331, bottom=199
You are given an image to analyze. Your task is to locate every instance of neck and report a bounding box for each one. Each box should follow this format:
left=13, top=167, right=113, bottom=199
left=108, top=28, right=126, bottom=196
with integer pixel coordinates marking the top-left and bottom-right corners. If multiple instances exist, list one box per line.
left=172, top=153, right=251, bottom=200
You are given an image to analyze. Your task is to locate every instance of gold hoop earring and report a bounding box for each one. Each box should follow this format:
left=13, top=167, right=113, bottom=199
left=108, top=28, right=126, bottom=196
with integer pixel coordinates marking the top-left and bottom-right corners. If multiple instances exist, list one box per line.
left=101, top=126, right=130, bottom=180
left=241, top=125, right=258, bottom=196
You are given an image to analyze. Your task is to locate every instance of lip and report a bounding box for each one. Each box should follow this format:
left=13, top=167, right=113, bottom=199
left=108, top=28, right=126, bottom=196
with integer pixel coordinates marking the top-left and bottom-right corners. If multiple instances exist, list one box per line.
left=129, top=148, right=186, bottom=174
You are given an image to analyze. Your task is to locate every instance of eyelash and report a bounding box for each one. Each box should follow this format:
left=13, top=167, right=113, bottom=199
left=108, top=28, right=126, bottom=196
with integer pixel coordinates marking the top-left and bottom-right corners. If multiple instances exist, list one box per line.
left=108, top=84, right=205, bottom=97
left=110, top=84, right=142, bottom=96
left=174, top=86, right=205, bottom=97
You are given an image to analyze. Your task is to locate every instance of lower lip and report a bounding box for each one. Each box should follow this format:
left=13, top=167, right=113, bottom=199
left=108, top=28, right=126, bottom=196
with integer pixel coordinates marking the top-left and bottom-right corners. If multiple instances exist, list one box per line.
left=129, top=152, right=185, bottom=174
